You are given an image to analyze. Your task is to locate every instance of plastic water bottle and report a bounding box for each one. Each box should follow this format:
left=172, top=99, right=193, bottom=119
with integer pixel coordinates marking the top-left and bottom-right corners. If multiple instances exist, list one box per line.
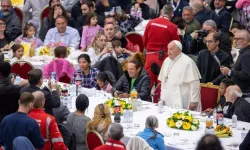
left=136, top=8, right=142, bottom=18
left=241, top=128, right=248, bottom=142
left=218, top=116, right=224, bottom=125
left=67, top=94, right=72, bottom=109
left=213, top=109, right=217, bottom=123
left=130, top=6, right=136, bottom=16
left=14, top=75, right=21, bottom=85
left=128, top=109, right=133, bottom=123
left=158, top=99, right=163, bottom=113
left=123, top=109, right=128, bottom=123
left=50, top=72, right=56, bottom=84
left=232, top=114, right=238, bottom=128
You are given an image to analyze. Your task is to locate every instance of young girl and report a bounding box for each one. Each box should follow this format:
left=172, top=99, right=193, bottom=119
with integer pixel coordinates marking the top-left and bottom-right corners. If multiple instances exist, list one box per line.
left=81, top=12, right=103, bottom=51
left=10, top=44, right=24, bottom=64
left=15, top=22, right=43, bottom=48
left=97, top=72, right=114, bottom=93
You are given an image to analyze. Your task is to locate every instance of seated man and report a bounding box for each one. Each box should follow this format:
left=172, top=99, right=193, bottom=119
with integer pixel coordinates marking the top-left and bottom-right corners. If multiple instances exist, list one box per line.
left=20, top=69, right=60, bottom=116
left=0, top=92, right=44, bottom=149
left=95, top=123, right=126, bottom=150
left=1, top=0, right=22, bottom=40
left=44, top=15, right=80, bottom=50
left=104, top=23, right=127, bottom=48
left=224, top=85, right=250, bottom=122
left=182, top=6, right=201, bottom=34
left=112, top=53, right=151, bottom=101
left=197, top=32, right=232, bottom=85
left=29, top=91, right=67, bottom=150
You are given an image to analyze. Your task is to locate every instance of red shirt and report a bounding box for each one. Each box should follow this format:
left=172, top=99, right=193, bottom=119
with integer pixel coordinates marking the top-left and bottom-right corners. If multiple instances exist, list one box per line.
left=94, top=139, right=126, bottom=150
left=143, top=17, right=180, bottom=52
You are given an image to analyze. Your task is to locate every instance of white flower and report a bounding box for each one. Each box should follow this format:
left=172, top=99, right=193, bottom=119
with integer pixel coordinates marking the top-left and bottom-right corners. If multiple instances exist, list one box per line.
left=176, top=120, right=183, bottom=128
left=193, top=119, right=199, bottom=125
left=191, top=125, right=197, bottom=131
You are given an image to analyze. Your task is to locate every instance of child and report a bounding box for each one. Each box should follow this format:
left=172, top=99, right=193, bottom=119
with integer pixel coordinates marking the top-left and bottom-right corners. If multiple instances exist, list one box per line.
left=15, top=22, right=43, bottom=48
left=81, top=12, right=103, bottom=51
left=112, top=40, right=133, bottom=63
left=203, top=78, right=235, bottom=115
left=96, top=72, right=114, bottom=93
left=10, top=44, right=24, bottom=64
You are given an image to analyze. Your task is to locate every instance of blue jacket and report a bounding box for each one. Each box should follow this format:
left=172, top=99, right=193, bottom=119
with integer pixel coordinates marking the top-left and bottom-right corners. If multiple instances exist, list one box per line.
left=173, top=0, right=189, bottom=17
left=137, top=128, right=166, bottom=150
left=211, top=8, right=231, bottom=32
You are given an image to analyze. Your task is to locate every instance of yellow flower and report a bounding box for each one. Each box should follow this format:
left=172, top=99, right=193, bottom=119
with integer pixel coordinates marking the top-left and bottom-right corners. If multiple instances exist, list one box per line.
left=127, top=104, right=132, bottom=109
left=185, top=116, right=193, bottom=123
left=168, top=119, right=176, bottom=128
left=182, top=122, right=191, bottom=130
left=177, top=114, right=183, bottom=120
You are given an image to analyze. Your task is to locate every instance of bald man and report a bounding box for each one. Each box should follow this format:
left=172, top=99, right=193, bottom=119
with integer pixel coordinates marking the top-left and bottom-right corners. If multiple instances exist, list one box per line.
left=158, top=41, right=201, bottom=111
left=221, top=30, right=250, bottom=93
left=28, top=91, right=67, bottom=150
left=224, top=85, right=250, bottom=122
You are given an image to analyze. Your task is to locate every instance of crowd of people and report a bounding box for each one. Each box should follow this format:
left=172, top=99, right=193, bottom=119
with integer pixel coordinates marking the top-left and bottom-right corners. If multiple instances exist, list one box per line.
left=0, top=0, right=250, bottom=149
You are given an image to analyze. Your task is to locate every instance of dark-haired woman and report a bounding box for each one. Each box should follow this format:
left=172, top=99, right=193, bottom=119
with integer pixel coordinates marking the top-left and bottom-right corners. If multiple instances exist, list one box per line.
left=39, top=4, right=75, bottom=41
left=66, top=94, right=91, bottom=150
left=137, top=116, right=165, bottom=150
left=112, top=52, right=151, bottom=101
left=96, top=72, right=114, bottom=93
left=0, top=19, right=11, bottom=50
left=196, top=134, right=223, bottom=150
left=72, top=54, right=100, bottom=88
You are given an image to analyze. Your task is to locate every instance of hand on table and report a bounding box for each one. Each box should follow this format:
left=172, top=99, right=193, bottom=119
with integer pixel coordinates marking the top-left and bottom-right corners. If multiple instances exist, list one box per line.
left=189, top=102, right=197, bottom=111
left=203, top=108, right=214, bottom=115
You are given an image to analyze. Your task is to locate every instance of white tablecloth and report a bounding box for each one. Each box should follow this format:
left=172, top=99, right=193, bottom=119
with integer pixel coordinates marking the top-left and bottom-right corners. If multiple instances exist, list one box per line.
left=68, top=92, right=247, bottom=150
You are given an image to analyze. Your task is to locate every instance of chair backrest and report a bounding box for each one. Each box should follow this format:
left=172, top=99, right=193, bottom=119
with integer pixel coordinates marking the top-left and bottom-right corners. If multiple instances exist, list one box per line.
left=125, top=32, right=144, bottom=53
left=153, top=83, right=161, bottom=103
left=86, top=130, right=104, bottom=150
left=40, top=6, right=50, bottom=22
left=126, top=136, right=153, bottom=150
left=11, top=61, right=34, bottom=79
left=13, top=7, right=24, bottom=28
left=200, top=83, right=220, bottom=111
left=59, top=75, right=71, bottom=84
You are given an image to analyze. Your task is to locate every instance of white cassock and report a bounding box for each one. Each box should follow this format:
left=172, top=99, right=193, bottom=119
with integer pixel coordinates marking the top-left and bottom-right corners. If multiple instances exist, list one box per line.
left=158, top=53, right=202, bottom=111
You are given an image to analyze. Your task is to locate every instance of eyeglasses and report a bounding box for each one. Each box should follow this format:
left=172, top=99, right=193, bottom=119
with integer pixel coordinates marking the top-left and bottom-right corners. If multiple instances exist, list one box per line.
left=0, top=23, right=6, bottom=26
left=233, top=37, right=244, bottom=41
left=204, top=40, right=216, bottom=45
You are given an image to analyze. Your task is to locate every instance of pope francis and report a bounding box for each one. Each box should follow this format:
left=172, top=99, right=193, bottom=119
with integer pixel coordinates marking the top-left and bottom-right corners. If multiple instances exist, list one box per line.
left=158, top=40, right=202, bottom=111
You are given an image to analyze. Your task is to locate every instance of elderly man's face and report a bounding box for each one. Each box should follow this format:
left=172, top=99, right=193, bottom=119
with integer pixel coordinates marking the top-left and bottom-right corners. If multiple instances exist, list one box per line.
left=167, top=42, right=181, bottom=60
left=1, top=0, right=12, bottom=16
left=55, top=18, right=67, bottom=33
left=234, top=32, right=247, bottom=49
left=182, top=9, right=194, bottom=23
left=203, top=24, right=216, bottom=33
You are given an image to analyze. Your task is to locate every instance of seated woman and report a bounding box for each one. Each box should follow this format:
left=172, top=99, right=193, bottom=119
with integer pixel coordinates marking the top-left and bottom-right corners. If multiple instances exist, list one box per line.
left=137, top=116, right=165, bottom=150
left=87, top=104, right=112, bottom=142
left=66, top=94, right=91, bottom=150
left=112, top=52, right=151, bottom=101
left=203, top=78, right=235, bottom=115
left=72, top=54, right=100, bottom=88
left=0, top=19, right=12, bottom=51
left=196, top=134, right=223, bottom=150
left=10, top=44, right=24, bottom=64
left=43, top=46, right=76, bottom=80
left=39, top=4, right=75, bottom=41
left=87, top=31, right=116, bottom=66
left=96, top=72, right=114, bottom=93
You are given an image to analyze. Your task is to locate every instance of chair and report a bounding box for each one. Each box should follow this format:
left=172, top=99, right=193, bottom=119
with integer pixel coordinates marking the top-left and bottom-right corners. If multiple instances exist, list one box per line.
left=13, top=7, right=24, bottom=28
left=40, top=5, right=50, bottom=22
left=11, top=61, right=34, bottom=79
left=86, top=130, right=104, bottom=150
left=126, top=136, right=153, bottom=150
left=125, top=32, right=144, bottom=53
left=200, top=83, right=220, bottom=111
left=152, top=83, right=161, bottom=103
left=59, top=75, right=71, bottom=84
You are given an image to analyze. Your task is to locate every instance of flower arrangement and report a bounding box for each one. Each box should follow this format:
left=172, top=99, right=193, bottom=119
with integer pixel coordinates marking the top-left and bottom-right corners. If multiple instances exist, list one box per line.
left=166, top=111, right=200, bottom=131
left=39, top=46, right=70, bottom=56
left=104, top=98, right=132, bottom=115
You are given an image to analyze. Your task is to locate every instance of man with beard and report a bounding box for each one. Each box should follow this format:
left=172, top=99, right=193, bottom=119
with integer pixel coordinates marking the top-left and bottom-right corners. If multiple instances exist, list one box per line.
left=1, top=0, right=22, bottom=40
left=0, top=92, right=44, bottom=150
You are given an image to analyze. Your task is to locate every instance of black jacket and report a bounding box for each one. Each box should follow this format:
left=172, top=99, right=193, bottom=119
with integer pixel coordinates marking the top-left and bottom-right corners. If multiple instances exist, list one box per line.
left=112, top=69, right=151, bottom=102
left=211, top=8, right=231, bottom=32
left=58, top=123, right=76, bottom=150
left=20, top=85, right=60, bottom=116
left=195, top=9, right=213, bottom=25
left=0, top=78, right=20, bottom=123
left=126, top=3, right=150, bottom=20
left=53, top=103, right=70, bottom=123
left=173, top=0, right=189, bottom=17
left=4, top=9, right=22, bottom=40
left=197, top=49, right=232, bottom=85
left=240, top=130, right=250, bottom=150
left=231, top=45, right=250, bottom=93
left=71, top=1, right=82, bottom=20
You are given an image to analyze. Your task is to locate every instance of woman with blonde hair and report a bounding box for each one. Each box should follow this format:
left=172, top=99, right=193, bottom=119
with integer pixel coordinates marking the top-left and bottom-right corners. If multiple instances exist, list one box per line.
left=87, top=31, right=116, bottom=66
left=87, top=103, right=112, bottom=142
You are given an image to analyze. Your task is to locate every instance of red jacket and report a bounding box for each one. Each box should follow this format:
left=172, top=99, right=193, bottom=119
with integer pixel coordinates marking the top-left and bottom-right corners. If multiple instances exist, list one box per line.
left=94, top=139, right=126, bottom=150
left=28, top=109, right=67, bottom=150
left=143, top=17, right=180, bottom=52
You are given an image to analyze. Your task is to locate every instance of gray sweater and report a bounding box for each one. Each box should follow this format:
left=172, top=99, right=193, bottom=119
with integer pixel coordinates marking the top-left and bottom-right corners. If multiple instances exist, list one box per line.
left=66, top=113, right=91, bottom=150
